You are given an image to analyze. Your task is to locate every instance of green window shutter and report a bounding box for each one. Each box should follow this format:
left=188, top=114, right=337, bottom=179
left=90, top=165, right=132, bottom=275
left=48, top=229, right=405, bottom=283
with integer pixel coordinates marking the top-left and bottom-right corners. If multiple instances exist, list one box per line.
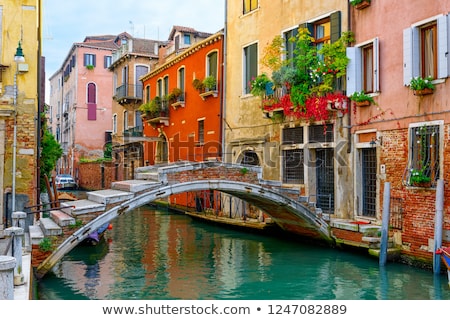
left=330, top=11, right=341, bottom=43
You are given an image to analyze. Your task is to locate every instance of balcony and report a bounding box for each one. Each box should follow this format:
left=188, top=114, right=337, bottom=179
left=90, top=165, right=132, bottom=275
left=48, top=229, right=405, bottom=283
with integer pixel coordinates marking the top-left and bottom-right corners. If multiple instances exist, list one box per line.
left=114, top=84, right=143, bottom=105
left=123, top=126, right=144, bottom=143
left=144, top=105, right=169, bottom=127
left=123, top=126, right=143, bottom=137
left=111, top=42, right=131, bottom=65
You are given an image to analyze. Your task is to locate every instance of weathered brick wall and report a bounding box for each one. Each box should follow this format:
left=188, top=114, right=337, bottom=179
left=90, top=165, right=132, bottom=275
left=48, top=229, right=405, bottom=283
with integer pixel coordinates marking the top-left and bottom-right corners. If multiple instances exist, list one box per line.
left=78, top=162, right=115, bottom=190
left=332, top=228, right=363, bottom=243
left=380, top=128, right=450, bottom=263
left=167, top=166, right=259, bottom=184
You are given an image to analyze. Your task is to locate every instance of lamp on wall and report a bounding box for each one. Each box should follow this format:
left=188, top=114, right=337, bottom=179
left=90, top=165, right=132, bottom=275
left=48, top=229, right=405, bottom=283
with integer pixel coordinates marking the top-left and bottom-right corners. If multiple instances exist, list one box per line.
left=14, top=41, right=25, bottom=63
left=11, top=41, right=26, bottom=212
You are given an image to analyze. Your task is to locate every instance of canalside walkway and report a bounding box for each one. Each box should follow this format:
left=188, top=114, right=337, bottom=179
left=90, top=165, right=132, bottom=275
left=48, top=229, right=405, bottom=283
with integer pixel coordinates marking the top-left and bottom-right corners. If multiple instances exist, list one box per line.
left=0, top=234, right=32, bottom=300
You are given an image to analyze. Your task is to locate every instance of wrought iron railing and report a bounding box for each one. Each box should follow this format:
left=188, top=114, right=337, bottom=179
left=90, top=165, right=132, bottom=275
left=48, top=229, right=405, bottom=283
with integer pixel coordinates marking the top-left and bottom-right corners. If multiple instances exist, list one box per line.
left=115, top=84, right=143, bottom=101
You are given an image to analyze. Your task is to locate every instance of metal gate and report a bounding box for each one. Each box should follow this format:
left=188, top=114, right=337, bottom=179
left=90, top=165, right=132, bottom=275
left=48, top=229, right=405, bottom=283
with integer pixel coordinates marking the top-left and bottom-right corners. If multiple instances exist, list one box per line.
left=316, top=149, right=334, bottom=214
left=362, top=148, right=377, bottom=217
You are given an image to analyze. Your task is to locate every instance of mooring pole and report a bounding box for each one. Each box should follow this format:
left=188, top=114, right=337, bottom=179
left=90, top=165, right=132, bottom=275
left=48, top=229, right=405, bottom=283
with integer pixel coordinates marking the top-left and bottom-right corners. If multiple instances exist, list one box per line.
left=379, top=182, right=391, bottom=266
left=433, top=179, right=444, bottom=274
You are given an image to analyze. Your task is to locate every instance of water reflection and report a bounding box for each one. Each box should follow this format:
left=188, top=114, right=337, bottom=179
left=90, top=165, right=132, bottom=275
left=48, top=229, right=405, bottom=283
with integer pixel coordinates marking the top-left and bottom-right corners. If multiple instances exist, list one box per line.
left=38, top=206, right=450, bottom=300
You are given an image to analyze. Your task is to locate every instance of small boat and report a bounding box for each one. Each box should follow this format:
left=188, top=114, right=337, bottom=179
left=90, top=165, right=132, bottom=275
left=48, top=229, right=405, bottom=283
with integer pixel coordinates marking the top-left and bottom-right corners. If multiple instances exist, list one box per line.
left=436, top=247, right=450, bottom=288
left=81, top=223, right=112, bottom=246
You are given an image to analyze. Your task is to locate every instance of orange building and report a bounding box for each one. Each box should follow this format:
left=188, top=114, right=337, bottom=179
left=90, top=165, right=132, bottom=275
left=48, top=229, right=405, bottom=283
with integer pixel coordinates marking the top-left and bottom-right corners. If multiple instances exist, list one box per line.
left=140, top=29, right=224, bottom=208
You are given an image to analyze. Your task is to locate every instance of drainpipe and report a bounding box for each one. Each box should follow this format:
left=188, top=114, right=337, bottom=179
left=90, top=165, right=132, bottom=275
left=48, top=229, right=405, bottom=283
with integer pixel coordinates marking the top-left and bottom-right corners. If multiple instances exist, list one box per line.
left=221, top=0, right=228, bottom=162
left=433, top=179, right=444, bottom=274
left=36, top=0, right=43, bottom=206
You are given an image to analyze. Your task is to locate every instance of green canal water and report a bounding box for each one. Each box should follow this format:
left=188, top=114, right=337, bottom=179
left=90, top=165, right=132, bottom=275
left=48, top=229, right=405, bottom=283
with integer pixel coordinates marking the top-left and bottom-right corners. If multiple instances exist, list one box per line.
left=37, top=206, right=450, bottom=300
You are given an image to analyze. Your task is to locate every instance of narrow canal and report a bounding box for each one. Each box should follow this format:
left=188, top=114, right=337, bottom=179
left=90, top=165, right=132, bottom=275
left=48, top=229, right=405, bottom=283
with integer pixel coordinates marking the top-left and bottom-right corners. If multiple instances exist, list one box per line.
left=37, top=205, right=450, bottom=300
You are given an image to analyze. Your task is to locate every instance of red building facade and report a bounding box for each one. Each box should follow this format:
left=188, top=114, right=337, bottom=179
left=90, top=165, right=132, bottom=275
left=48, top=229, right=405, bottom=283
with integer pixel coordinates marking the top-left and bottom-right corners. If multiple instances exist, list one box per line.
left=141, top=30, right=224, bottom=208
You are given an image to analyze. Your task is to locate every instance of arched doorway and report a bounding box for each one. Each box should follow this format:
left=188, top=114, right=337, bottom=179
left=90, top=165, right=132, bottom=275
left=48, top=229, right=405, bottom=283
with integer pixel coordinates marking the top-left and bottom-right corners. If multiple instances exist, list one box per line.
left=156, top=134, right=168, bottom=164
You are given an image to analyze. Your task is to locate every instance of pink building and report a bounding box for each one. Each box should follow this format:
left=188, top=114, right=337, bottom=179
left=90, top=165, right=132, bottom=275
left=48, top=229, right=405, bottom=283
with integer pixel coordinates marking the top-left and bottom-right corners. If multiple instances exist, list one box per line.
left=348, top=0, right=450, bottom=263
left=49, top=35, right=117, bottom=183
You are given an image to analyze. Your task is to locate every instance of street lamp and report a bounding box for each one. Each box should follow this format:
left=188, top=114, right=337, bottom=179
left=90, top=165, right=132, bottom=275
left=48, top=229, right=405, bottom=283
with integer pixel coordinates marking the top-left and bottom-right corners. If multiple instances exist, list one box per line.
left=11, top=41, right=25, bottom=212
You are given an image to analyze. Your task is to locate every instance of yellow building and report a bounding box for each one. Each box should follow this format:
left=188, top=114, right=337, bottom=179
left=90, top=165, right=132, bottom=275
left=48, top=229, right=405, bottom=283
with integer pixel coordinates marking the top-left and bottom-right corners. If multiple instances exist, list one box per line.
left=224, top=0, right=352, bottom=218
left=0, top=0, right=42, bottom=236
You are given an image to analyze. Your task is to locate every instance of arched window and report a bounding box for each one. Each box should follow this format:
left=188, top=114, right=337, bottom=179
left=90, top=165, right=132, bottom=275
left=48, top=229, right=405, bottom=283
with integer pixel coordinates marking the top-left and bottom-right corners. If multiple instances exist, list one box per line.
left=87, top=82, right=97, bottom=120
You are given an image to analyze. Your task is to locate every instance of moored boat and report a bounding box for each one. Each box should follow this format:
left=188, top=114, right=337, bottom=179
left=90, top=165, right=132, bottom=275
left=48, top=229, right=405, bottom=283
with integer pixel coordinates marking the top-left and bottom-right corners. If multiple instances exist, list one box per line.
left=81, top=223, right=112, bottom=246
left=436, top=247, right=450, bottom=288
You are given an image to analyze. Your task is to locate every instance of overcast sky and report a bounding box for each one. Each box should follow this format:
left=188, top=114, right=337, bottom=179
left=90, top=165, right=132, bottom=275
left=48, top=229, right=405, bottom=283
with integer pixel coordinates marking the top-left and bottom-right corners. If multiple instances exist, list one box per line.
left=42, top=0, right=225, bottom=83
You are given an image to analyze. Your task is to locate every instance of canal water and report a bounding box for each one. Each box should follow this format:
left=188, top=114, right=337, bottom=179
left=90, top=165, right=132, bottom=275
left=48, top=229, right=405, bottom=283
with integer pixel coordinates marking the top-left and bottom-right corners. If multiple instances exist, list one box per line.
left=37, top=205, right=450, bottom=300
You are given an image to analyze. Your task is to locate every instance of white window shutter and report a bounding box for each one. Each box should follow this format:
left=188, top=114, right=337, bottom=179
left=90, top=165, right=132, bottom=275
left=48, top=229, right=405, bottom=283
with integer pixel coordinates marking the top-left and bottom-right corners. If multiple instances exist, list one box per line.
left=403, top=28, right=413, bottom=85
left=346, top=46, right=361, bottom=96
left=373, top=37, right=380, bottom=92
left=412, top=27, right=420, bottom=78
left=437, top=15, right=448, bottom=79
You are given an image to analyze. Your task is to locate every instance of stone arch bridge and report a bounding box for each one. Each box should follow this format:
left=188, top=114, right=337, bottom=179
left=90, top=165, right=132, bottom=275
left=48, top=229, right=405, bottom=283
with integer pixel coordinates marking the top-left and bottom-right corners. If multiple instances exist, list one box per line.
left=33, top=161, right=333, bottom=279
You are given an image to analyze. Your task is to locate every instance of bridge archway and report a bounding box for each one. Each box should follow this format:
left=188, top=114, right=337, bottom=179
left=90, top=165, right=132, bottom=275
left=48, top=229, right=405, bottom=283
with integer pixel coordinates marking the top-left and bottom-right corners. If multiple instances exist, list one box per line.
left=35, top=180, right=332, bottom=279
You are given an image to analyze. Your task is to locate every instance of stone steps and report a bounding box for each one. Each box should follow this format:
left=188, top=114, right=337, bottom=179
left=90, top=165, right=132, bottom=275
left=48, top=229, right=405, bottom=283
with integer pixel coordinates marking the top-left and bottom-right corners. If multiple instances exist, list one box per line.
left=29, top=183, right=142, bottom=246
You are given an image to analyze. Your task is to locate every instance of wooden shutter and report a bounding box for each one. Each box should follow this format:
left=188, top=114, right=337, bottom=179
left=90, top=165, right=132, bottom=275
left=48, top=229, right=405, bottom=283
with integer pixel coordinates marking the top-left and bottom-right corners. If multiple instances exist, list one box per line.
left=372, top=37, right=380, bottom=92
left=330, top=11, right=341, bottom=43
left=346, top=46, right=361, bottom=96
left=437, top=15, right=449, bottom=79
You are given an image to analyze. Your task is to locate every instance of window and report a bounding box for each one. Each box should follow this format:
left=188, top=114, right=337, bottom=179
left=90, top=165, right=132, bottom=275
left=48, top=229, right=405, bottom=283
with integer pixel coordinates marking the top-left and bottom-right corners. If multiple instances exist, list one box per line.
left=283, top=149, right=304, bottom=184
left=347, top=38, right=380, bottom=95
left=198, top=119, right=205, bottom=145
left=282, top=127, right=304, bottom=144
left=163, top=76, right=169, bottom=96
left=243, top=43, right=258, bottom=94
left=145, top=85, right=150, bottom=103
left=300, top=12, right=342, bottom=89
left=207, top=51, right=218, bottom=79
left=282, top=127, right=305, bottom=184
left=123, top=110, right=128, bottom=130
left=112, top=114, right=117, bottom=134
left=408, top=124, right=440, bottom=186
left=157, top=79, right=163, bottom=97
left=241, top=151, right=260, bottom=166
left=421, top=23, right=437, bottom=78
left=403, top=15, right=449, bottom=85
left=104, top=56, right=112, bottom=68
left=135, top=110, right=143, bottom=131
left=284, top=28, right=298, bottom=66
left=83, top=53, right=96, bottom=67
left=87, top=83, right=97, bottom=120
left=178, top=67, right=185, bottom=101
left=314, top=18, right=331, bottom=53
left=184, top=34, right=191, bottom=45
left=243, top=0, right=258, bottom=14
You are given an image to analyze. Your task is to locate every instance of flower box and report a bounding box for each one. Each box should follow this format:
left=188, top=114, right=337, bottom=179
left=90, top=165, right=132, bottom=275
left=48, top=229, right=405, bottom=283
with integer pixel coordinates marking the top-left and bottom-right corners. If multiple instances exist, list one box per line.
left=413, top=88, right=434, bottom=96
left=355, top=100, right=371, bottom=107
left=354, top=0, right=371, bottom=9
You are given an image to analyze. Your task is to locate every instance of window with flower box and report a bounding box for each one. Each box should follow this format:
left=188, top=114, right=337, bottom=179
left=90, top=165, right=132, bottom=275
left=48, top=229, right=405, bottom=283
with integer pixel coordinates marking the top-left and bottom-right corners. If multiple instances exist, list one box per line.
left=403, top=15, right=449, bottom=86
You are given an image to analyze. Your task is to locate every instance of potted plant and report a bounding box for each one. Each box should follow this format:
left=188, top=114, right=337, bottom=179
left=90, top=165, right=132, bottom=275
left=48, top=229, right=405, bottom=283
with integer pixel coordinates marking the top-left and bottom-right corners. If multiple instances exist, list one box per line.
left=250, top=73, right=272, bottom=96
left=86, top=64, right=94, bottom=70
left=409, top=76, right=435, bottom=96
left=192, top=78, right=205, bottom=92
left=350, top=0, right=371, bottom=10
left=202, top=76, right=217, bottom=91
left=139, top=96, right=161, bottom=118
left=349, top=91, right=376, bottom=107
left=409, top=167, right=431, bottom=187
left=167, top=87, right=183, bottom=102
